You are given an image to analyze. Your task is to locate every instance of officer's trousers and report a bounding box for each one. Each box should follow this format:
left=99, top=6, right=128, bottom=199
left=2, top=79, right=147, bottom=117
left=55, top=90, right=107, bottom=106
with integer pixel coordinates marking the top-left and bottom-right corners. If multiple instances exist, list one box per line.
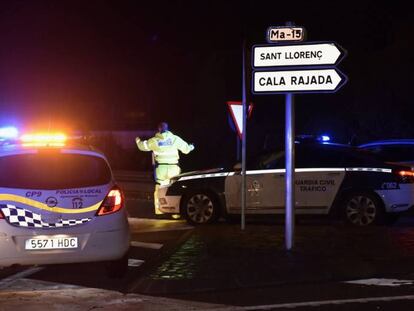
left=154, top=164, right=181, bottom=214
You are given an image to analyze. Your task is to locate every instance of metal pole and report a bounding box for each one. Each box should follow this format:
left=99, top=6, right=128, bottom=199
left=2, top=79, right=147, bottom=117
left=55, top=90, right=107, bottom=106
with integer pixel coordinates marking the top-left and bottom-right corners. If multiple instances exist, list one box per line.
left=237, top=135, right=241, bottom=162
left=241, top=40, right=247, bottom=230
left=285, top=93, right=295, bottom=250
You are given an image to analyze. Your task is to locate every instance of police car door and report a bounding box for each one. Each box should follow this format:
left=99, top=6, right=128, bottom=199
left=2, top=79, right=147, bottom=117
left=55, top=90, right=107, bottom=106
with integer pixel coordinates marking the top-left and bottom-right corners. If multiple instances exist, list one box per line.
left=295, top=145, right=346, bottom=214
left=251, top=151, right=285, bottom=213
left=225, top=151, right=285, bottom=214
left=224, top=173, right=264, bottom=214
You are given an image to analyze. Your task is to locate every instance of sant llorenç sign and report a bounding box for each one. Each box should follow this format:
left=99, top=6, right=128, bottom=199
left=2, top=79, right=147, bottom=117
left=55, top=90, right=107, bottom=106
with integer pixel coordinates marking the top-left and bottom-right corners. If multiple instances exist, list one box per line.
left=253, top=42, right=346, bottom=68
left=252, top=31, right=347, bottom=94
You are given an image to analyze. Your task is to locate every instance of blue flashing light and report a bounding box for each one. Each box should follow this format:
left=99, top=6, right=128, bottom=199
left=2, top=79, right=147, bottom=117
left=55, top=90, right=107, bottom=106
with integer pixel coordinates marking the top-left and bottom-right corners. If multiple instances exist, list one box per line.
left=321, top=135, right=330, bottom=142
left=0, top=127, right=19, bottom=140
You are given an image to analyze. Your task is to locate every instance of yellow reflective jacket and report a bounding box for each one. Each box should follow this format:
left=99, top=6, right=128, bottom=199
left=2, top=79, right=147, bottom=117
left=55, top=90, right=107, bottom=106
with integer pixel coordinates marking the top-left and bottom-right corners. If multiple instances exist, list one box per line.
left=136, top=131, right=194, bottom=164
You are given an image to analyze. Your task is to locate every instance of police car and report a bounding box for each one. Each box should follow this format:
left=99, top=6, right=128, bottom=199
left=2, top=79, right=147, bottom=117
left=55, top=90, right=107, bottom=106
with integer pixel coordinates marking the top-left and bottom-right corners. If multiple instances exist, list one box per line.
left=358, top=139, right=414, bottom=167
left=0, top=130, right=130, bottom=277
left=158, top=140, right=414, bottom=226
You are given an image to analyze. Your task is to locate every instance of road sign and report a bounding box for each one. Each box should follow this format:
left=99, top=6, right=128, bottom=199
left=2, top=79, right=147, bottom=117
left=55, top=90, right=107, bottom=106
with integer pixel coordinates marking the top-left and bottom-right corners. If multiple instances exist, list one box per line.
left=253, top=42, right=346, bottom=68
left=250, top=23, right=347, bottom=251
left=227, top=101, right=253, bottom=139
left=253, top=68, right=347, bottom=94
left=266, top=26, right=305, bottom=43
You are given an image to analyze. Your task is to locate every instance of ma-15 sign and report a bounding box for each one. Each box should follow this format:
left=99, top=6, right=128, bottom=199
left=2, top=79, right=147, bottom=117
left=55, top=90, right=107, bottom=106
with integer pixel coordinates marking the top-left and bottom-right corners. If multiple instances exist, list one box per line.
left=252, top=41, right=347, bottom=94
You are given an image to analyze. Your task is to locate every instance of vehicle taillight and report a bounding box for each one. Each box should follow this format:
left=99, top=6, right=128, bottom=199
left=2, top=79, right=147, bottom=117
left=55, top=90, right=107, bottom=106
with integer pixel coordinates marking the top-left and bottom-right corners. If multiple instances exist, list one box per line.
left=96, top=187, right=124, bottom=216
left=0, top=209, right=4, bottom=219
left=396, top=170, right=414, bottom=183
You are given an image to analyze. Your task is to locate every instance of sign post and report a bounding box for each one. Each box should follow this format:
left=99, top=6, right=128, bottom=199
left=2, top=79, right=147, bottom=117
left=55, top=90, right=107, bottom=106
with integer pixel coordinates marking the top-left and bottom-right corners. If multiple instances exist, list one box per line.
left=241, top=40, right=248, bottom=230
left=285, top=93, right=295, bottom=249
left=251, top=24, right=347, bottom=250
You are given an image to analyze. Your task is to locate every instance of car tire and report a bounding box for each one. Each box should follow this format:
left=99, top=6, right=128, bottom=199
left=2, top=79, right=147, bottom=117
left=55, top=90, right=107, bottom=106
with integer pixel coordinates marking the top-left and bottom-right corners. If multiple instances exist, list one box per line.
left=342, top=192, right=384, bottom=226
left=181, top=191, right=220, bottom=225
left=105, top=253, right=128, bottom=279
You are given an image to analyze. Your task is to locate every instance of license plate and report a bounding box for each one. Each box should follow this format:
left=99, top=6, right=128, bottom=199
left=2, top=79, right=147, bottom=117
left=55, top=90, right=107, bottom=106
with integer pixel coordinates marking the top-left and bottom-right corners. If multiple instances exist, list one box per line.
left=25, top=237, right=78, bottom=250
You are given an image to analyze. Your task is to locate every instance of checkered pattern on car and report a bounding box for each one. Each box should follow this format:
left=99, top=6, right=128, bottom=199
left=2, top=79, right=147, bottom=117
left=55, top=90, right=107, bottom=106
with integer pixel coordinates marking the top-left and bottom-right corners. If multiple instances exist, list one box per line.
left=0, top=204, right=91, bottom=228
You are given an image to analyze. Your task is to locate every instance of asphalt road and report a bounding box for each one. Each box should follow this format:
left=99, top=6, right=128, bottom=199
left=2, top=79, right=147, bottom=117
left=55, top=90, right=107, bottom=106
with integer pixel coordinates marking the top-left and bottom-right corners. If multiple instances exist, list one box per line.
left=2, top=191, right=414, bottom=310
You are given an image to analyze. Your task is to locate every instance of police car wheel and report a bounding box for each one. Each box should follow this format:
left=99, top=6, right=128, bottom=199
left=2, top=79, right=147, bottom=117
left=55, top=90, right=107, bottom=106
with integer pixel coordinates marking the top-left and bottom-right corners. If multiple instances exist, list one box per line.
left=105, top=253, right=128, bottom=279
left=182, top=191, right=219, bottom=225
left=343, top=192, right=383, bottom=226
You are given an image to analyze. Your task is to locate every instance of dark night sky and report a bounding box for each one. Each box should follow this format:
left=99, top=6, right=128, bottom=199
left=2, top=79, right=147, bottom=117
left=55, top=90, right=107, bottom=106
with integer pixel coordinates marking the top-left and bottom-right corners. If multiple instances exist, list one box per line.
left=0, top=1, right=413, bottom=168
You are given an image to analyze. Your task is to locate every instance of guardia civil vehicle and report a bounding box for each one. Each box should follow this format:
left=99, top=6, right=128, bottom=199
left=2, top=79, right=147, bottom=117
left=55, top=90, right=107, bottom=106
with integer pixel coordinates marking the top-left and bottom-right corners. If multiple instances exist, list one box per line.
left=358, top=139, right=414, bottom=168
left=158, top=140, right=414, bottom=226
left=0, top=131, right=130, bottom=277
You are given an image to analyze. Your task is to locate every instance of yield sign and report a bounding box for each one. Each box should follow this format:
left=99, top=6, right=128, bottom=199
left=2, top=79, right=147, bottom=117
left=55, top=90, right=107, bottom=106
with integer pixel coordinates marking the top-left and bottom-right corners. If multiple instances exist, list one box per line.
left=226, top=101, right=253, bottom=139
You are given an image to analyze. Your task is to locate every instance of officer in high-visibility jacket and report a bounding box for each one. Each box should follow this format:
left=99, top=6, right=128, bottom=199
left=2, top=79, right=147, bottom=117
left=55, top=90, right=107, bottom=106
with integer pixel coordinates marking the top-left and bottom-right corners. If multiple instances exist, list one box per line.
left=136, top=122, right=195, bottom=215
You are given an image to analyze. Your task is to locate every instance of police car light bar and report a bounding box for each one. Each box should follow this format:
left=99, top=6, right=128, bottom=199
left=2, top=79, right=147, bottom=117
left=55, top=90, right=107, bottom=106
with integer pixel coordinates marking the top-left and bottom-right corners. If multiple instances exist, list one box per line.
left=0, top=127, right=19, bottom=140
left=321, top=135, right=331, bottom=142
left=20, top=132, right=67, bottom=147
left=296, top=134, right=332, bottom=143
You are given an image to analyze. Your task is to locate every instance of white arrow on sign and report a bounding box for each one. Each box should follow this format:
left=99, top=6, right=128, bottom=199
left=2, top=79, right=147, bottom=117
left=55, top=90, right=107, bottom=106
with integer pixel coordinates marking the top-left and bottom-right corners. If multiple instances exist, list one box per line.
left=253, top=42, right=345, bottom=68
left=253, top=69, right=346, bottom=94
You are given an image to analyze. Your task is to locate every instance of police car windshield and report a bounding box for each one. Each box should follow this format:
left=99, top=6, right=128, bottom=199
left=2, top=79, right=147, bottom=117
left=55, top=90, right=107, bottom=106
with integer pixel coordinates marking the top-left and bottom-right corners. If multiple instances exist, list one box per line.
left=0, top=153, right=111, bottom=189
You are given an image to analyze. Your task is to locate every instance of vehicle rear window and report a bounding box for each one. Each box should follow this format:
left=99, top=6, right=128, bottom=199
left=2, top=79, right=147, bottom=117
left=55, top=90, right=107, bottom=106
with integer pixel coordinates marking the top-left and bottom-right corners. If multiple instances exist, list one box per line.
left=362, top=145, right=414, bottom=162
left=0, top=152, right=112, bottom=189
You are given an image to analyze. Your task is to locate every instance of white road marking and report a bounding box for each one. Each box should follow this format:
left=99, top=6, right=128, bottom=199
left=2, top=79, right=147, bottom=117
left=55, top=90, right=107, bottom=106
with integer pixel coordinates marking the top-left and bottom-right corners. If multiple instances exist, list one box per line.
left=345, top=278, right=414, bottom=287
left=3, top=278, right=82, bottom=291
left=130, top=241, right=163, bottom=249
left=128, top=259, right=145, bottom=267
left=198, top=295, right=414, bottom=311
left=0, top=266, right=44, bottom=290
left=0, top=284, right=226, bottom=310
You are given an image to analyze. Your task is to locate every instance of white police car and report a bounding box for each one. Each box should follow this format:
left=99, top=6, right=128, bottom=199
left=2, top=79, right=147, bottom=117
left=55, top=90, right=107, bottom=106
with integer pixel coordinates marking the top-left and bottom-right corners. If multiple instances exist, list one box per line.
left=158, top=142, right=414, bottom=226
left=0, top=132, right=130, bottom=277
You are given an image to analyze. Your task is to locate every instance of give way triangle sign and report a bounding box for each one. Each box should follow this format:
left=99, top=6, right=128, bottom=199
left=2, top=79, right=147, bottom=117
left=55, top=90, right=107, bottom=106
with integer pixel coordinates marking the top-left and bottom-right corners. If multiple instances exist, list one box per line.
left=226, top=101, right=254, bottom=139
